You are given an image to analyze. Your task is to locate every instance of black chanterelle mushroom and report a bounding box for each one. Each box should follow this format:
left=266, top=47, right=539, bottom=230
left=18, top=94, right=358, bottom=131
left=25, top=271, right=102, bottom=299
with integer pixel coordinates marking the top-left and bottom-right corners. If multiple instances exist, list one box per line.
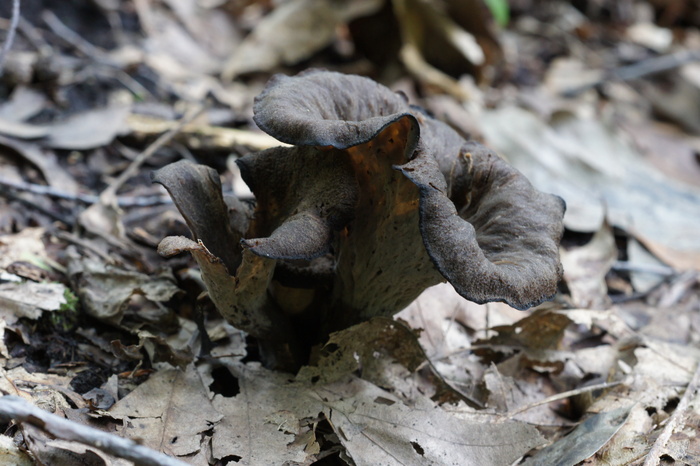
left=153, top=70, right=566, bottom=371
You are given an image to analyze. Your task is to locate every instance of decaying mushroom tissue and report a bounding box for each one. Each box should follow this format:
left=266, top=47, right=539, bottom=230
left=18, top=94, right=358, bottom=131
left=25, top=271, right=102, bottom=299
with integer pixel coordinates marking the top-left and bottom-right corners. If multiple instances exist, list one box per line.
left=152, top=70, right=566, bottom=371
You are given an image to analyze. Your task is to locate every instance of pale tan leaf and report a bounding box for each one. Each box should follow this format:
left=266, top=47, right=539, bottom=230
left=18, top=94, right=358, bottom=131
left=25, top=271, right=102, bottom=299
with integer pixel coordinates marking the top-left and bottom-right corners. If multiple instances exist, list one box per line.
left=223, top=0, right=382, bottom=78
left=45, top=105, right=131, bottom=150
left=109, top=367, right=222, bottom=459
left=321, top=377, right=544, bottom=466
left=210, top=362, right=544, bottom=466
left=522, top=407, right=632, bottom=465
left=561, top=223, right=617, bottom=309
left=479, top=106, right=700, bottom=268
left=68, top=255, right=180, bottom=325
left=0, top=227, right=48, bottom=270
left=0, top=281, right=67, bottom=320
left=0, top=435, right=34, bottom=466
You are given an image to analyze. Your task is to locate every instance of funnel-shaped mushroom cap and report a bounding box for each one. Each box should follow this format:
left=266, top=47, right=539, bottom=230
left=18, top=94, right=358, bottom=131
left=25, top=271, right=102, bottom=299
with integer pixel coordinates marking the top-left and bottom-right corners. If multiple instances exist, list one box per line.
left=248, top=69, right=565, bottom=313
left=253, top=69, right=416, bottom=149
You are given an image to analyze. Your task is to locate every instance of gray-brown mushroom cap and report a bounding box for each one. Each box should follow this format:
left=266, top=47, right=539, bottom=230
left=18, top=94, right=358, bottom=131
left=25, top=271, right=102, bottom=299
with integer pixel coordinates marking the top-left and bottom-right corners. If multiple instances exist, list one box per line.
left=253, top=69, right=418, bottom=150
left=248, top=69, right=566, bottom=311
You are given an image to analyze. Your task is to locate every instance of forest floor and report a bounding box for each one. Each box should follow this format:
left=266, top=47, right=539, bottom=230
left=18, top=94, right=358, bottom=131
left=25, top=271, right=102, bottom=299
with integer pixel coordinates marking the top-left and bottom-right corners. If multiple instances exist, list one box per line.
left=0, top=1, right=699, bottom=465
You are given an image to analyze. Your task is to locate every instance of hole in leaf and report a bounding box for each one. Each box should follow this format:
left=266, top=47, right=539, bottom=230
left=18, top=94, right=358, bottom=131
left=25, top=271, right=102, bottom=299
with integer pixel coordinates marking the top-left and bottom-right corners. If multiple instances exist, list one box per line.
left=311, top=412, right=345, bottom=464
left=170, top=437, right=178, bottom=444
left=240, top=335, right=260, bottom=364
left=324, top=343, right=340, bottom=354
left=411, top=441, right=425, bottom=456
left=221, top=455, right=242, bottom=463
left=374, top=396, right=395, bottom=406
left=663, top=397, right=680, bottom=413
left=209, top=366, right=240, bottom=397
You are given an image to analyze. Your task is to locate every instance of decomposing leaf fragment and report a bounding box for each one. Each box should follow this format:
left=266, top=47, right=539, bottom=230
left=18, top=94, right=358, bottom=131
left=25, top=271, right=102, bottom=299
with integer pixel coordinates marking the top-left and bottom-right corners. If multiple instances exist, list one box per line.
left=298, top=317, right=426, bottom=385
left=522, top=406, right=632, bottom=466
left=109, top=367, right=222, bottom=458
left=67, top=254, right=180, bottom=325
left=210, top=361, right=544, bottom=465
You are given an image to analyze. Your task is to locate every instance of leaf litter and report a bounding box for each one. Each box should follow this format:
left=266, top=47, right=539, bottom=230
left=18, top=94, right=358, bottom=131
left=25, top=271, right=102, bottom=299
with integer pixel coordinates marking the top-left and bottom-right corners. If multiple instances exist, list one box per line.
left=0, top=1, right=699, bottom=465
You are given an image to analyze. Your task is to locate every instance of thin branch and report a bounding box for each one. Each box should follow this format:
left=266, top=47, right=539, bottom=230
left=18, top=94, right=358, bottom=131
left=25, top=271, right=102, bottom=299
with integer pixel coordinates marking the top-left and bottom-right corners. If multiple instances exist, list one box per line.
left=612, top=260, right=676, bottom=277
left=0, top=185, right=72, bottom=225
left=0, top=175, right=172, bottom=207
left=0, top=395, right=189, bottom=466
left=41, top=9, right=108, bottom=61
left=562, top=49, right=700, bottom=97
left=506, top=381, right=622, bottom=419
left=41, top=10, right=153, bottom=100
left=644, top=362, right=700, bottom=466
left=100, top=104, right=205, bottom=203
left=0, top=0, right=20, bottom=76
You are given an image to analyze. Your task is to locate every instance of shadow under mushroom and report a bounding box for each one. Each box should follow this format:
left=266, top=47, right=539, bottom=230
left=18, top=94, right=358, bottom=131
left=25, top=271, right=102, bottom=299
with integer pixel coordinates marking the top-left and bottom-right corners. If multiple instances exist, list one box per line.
left=153, top=70, right=566, bottom=372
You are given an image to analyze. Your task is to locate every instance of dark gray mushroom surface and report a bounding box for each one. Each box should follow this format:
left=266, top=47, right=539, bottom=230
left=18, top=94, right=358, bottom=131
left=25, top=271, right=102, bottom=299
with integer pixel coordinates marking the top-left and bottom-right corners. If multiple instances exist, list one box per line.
left=153, top=69, right=566, bottom=369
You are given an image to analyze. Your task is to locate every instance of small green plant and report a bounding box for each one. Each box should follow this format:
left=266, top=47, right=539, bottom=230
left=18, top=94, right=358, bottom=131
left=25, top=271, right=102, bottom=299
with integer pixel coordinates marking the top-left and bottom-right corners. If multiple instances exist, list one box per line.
left=484, top=0, right=510, bottom=27
left=50, top=287, right=80, bottom=332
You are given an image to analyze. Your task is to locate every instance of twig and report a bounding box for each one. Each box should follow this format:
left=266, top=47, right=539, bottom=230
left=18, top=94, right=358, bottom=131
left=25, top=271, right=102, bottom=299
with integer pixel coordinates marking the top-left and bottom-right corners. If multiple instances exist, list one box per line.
left=612, top=260, right=676, bottom=277
left=0, top=175, right=172, bottom=207
left=644, top=362, right=700, bottom=466
left=0, top=395, right=189, bottom=466
left=100, top=104, right=204, bottom=203
left=41, top=10, right=153, bottom=100
left=42, top=10, right=109, bottom=61
left=0, top=185, right=72, bottom=225
left=0, top=0, right=20, bottom=76
left=562, top=49, right=700, bottom=97
left=507, top=381, right=622, bottom=419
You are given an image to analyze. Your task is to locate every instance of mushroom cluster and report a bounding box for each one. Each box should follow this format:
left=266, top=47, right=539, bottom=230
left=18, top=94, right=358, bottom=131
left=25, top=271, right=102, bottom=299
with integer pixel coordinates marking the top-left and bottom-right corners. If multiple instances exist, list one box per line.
left=153, top=70, right=565, bottom=371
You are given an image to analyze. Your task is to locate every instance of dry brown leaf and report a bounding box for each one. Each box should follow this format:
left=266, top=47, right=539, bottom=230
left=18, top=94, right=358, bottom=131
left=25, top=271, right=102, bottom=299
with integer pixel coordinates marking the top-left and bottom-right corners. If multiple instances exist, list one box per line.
left=138, top=0, right=235, bottom=77
left=397, top=283, right=475, bottom=359
left=109, top=367, right=222, bottom=460
left=484, top=364, right=568, bottom=426
left=210, top=365, right=312, bottom=465
left=298, top=317, right=426, bottom=386
left=44, top=105, right=131, bottom=150
left=561, top=223, right=617, bottom=309
left=68, top=254, right=180, bottom=325
left=0, top=435, right=34, bottom=466
left=643, top=66, right=700, bottom=135
left=222, top=0, right=383, bottom=78
left=621, top=121, right=700, bottom=188
left=522, top=406, right=632, bottom=465
left=0, top=281, right=67, bottom=320
left=575, top=339, right=700, bottom=465
left=0, top=136, right=80, bottom=194
left=0, top=118, right=50, bottom=139
left=25, top=433, right=126, bottom=466
left=626, top=238, right=669, bottom=294
left=0, top=86, right=46, bottom=122
left=1, top=366, right=75, bottom=396
left=0, top=227, right=48, bottom=270
left=210, top=361, right=545, bottom=465
left=479, top=106, right=700, bottom=269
